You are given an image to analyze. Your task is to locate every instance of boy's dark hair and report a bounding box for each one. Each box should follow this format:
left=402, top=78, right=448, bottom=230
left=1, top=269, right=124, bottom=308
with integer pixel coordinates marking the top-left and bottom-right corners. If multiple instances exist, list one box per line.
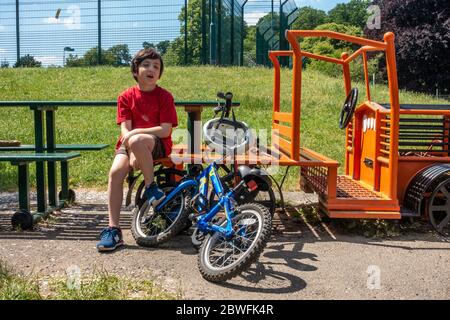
left=131, top=48, right=164, bottom=81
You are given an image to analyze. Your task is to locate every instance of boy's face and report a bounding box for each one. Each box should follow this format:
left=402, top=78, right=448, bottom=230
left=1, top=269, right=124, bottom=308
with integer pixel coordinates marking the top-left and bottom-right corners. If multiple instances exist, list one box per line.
left=134, top=58, right=161, bottom=88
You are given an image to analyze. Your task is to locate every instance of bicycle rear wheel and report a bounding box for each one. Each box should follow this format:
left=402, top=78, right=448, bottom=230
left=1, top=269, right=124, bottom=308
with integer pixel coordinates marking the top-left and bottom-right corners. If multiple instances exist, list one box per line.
left=198, top=203, right=272, bottom=282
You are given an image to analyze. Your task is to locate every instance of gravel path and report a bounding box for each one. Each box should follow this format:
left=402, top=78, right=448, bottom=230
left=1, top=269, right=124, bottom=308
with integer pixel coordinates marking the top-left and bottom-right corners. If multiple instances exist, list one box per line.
left=0, top=189, right=449, bottom=300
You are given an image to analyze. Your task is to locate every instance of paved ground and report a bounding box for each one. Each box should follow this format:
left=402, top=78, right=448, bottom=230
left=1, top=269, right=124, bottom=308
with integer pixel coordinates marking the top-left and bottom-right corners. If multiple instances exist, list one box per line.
left=0, top=189, right=449, bottom=300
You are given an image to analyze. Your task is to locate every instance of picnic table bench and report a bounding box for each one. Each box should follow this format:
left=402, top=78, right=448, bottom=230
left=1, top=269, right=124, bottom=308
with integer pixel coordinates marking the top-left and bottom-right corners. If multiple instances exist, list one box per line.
left=0, top=152, right=81, bottom=229
left=0, top=100, right=240, bottom=230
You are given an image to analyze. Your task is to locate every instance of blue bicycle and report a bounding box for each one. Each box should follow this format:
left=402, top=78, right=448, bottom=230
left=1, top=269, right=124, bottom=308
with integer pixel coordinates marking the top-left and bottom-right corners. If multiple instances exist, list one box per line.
left=132, top=160, right=271, bottom=282
left=131, top=92, right=272, bottom=282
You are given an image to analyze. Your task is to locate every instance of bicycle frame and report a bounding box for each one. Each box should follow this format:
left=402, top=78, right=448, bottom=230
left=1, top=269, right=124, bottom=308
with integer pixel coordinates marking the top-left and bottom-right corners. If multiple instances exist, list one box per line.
left=154, top=160, right=243, bottom=239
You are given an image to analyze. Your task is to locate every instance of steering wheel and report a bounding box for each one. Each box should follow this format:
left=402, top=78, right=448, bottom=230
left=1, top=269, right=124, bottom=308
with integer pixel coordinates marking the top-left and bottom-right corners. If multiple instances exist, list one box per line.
left=339, top=88, right=358, bottom=129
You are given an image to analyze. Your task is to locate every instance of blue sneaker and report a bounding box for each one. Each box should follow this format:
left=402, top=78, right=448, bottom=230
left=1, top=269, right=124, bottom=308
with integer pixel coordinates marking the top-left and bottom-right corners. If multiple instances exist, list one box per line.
left=144, top=183, right=165, bottom=207
left=96, top=227, right=124, bottom=252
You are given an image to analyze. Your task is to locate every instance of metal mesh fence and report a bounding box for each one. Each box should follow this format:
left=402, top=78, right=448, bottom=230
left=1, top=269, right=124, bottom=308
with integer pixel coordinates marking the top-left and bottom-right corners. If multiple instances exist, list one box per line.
left=211, top=0, right=245, bottom=66
left=0, top=0, right=248, bottom=67
left=255, top=0, right=298, bottom=67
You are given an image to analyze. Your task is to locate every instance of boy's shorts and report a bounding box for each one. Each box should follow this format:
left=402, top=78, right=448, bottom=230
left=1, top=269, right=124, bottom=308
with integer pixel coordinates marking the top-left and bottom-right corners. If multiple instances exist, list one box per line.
left=116, top=134, right=166, bottom=159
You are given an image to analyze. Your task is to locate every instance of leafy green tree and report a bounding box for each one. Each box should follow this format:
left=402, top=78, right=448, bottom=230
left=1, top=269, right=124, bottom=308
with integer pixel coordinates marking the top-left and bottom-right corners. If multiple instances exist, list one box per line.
left=328, top=0, right=371, bottom=29
left=291, top=6, right=328, bottom=30
left=142, top=42, right=156, bottom=49
left=66, top=45, right=131, bottom=67
left=108, top=44, right=132, bottom=66
left=243, top=25, right=256, bottom=65
left=301, top=23, right=378, bottom=80
left=14, top=55, right=42, bottom=68
left=1, top=60, right=9, bottom=68
left=165, top=0, right=204, bottom=65
left=156, top=40, right=171, bottom=56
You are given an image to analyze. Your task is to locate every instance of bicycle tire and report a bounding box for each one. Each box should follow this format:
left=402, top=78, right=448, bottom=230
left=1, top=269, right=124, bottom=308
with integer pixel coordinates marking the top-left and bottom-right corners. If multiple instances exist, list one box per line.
left=198, top=202, right=272, bottom=282
left=131, top=184, right=188, bottom=247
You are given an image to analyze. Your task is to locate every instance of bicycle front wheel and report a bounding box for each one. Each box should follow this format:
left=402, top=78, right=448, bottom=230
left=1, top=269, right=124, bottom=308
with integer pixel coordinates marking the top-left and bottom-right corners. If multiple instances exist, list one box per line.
left=198, top=203, right=272, bottom=282
left=131, top=185, right=188, bottom=247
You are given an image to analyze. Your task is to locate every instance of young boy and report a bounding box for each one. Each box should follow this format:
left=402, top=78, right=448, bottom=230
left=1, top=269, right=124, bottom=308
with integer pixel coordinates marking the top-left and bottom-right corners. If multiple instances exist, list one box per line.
left=97, top=48, right=178, bottom=252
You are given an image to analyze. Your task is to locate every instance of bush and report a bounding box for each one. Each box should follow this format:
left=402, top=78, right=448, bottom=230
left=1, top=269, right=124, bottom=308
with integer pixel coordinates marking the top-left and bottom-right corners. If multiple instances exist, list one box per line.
left=13, top=55, right=42, bottom=68
left=365, top=0, right=450, bottom=94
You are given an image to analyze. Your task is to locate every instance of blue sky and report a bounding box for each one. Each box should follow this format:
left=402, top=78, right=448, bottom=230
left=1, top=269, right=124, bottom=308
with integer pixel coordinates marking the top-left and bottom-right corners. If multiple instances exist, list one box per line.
left=295, top=0, right=350, bottom=11
left=244, top=0, right=350, bottom=25
left=0, top=0, right=351, bottom=67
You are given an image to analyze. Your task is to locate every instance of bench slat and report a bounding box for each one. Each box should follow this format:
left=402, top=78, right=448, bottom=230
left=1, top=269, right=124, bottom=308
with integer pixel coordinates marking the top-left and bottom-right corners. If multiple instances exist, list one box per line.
left=0, top=144, right=108, bottom=151
left=273, top=112, right=293, bottom=124
left=0, top=152, right=81, bottom=162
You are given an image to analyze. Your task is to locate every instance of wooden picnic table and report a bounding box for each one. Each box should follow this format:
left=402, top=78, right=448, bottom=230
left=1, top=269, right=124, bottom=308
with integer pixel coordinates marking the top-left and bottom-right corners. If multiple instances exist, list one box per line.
left=0, top=100, right=240, bottom=216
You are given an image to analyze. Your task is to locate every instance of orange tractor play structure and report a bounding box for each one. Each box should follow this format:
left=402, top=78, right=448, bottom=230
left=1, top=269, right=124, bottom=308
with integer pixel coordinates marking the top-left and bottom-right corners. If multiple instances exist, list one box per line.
left=171, top=30, right=449, bottom=234
left=266, top=30, right=449, bottom=234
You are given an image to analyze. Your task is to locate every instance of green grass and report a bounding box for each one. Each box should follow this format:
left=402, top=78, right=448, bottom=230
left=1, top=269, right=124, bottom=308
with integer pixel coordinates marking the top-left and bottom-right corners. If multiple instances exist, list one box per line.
left=0, top=259, right=181, bottom=300
left=0, top=66, right=445, bottom=191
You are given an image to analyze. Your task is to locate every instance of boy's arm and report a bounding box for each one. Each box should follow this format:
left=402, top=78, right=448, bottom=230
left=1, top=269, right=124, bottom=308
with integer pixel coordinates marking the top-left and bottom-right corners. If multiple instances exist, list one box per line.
left=120, top=120, right=132, bottom=148
left=131, top=123, right=172, bottom=139
left=121, top=123, right=172, bottom=148
left=121, top=120, right=132, bottom=136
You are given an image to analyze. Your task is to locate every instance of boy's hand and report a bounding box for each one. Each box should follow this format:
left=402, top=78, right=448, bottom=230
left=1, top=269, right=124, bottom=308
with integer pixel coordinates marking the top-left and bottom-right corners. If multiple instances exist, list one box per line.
left=121, top=131, right=134, bottom=148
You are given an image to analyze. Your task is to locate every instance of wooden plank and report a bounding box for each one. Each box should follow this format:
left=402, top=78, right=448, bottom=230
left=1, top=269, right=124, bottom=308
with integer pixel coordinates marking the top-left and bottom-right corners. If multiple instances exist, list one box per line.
left=272, top=123, right=292, bottom=140
left=272, top=133, right=292, bottom=158
left=273, top=112, right=293, bottom=124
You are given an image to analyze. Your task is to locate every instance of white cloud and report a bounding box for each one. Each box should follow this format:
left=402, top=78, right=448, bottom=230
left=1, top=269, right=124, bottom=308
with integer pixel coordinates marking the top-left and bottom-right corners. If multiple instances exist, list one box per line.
left=0, top=49, right=6, bottom=54
left=0, top=25, right=5, bottom=32
left=36, top=56, right=62, bottom=66
left=244, top=12, right=267, bottom=26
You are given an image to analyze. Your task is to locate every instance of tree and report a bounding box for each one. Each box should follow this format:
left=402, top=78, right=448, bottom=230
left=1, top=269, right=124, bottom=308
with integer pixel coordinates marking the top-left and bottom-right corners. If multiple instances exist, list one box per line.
left=365, top=0, right=450, bottom=93
left=14, top=54, right=42, bottom=68
left=243, top=25, right=256, bottom=65
left=165, top=0, right=204, bottom=65
left=108, top=44, right=132, bottom=66
left=143, top=41, right=170, bottom=56
left=156, top=40, right=170, bottom=55
left=301, top=23, right=378, bottom=80
left=291, top=6, right=328, bottom=30
left=328, top=0, right=371, bottom=29
left=1, top=60, right=9, bottom=68
left=65, top=44, right=131, bottom=67
left=142, top=42, right=156, bottom=49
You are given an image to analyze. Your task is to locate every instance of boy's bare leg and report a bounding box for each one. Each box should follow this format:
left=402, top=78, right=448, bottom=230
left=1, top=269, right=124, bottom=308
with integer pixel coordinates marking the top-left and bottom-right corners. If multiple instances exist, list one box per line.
left=129, top=134, right=155, bottom=187
left=108, top=154, right=130, bottom=227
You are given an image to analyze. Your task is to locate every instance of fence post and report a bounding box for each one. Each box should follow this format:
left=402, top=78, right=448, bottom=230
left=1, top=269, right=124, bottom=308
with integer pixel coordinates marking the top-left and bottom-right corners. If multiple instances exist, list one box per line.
left=230, top=0, right=234, bottom=65
left=279, top=1, right=288, bottom=67
left=240, top=1, right=248, bottom=66
left=201, top=0, right=207, bottom=64
left=15, top=0, right=20, bottom=65
left=184, top=0, right=188, bottom=65
left=98, top=0, right=102, bottom=65
left=210, top=0, right=217, bottom=65
left=217, top=0, right=222, bottom=65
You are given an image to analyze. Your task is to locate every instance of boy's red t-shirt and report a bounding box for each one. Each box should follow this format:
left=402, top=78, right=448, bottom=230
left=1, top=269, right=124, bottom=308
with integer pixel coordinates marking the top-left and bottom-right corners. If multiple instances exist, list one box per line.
left=115, top=85, right=178, bottom=156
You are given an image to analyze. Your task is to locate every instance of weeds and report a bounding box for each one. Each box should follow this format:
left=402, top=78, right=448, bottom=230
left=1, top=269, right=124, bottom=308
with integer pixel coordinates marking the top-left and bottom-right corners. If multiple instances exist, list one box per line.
left=0, top=260, right=181, bottom=300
